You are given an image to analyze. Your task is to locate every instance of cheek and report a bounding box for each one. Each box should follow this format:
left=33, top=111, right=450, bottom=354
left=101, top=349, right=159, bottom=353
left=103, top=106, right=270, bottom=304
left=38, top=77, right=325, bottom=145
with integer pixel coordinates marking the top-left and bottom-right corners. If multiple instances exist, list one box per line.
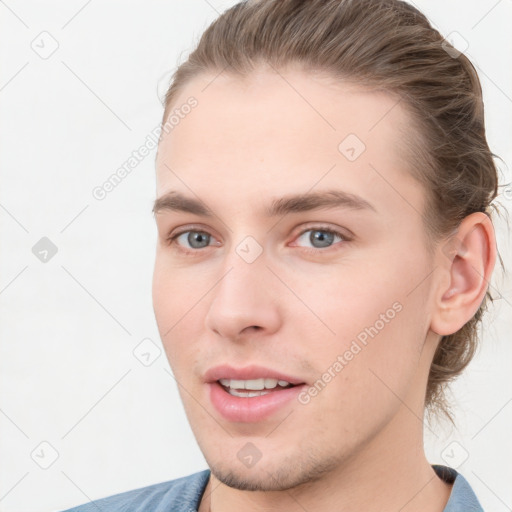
left=288, top=264, right=407, bottom=345
left=152, top=258, right=206, bottom=362
left=153, top=253, right=211, bottom=320
left=291, top=257, right=430, bottom=402
left=325, top=248, right=428, bottom=335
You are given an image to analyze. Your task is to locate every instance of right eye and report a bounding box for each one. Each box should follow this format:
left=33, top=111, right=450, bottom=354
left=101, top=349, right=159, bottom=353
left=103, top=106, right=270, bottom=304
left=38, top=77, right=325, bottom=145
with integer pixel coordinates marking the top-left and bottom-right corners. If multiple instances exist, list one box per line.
left=167, top=229, right=220, bottom=253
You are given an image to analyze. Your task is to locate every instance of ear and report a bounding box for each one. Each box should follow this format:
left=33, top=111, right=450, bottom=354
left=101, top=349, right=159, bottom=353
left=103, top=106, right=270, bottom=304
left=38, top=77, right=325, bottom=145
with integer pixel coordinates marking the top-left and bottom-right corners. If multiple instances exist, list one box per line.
left=430, top=212, right=496, bottom=336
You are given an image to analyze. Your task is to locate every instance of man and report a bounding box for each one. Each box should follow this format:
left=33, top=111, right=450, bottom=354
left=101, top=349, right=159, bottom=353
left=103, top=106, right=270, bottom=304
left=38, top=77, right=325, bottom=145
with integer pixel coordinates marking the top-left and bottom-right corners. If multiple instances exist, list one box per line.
left=62, top=0, right=498, bottom=510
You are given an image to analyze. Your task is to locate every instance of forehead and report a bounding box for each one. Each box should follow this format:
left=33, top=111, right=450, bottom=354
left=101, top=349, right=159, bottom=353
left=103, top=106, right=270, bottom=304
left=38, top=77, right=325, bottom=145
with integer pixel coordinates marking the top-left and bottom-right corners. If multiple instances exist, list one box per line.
left=155, top=67, right=422, bottom=217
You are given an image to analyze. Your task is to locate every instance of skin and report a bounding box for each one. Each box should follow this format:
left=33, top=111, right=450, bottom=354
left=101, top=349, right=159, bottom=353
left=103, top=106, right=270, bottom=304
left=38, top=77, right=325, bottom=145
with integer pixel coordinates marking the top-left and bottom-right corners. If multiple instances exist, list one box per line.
left=152, top=65, right=496, bottom=512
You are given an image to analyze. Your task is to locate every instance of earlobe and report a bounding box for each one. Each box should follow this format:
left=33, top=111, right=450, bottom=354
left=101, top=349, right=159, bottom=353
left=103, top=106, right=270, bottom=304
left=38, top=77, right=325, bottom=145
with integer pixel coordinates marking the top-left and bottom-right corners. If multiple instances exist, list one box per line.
left=430, top=212, right=496, bottom=336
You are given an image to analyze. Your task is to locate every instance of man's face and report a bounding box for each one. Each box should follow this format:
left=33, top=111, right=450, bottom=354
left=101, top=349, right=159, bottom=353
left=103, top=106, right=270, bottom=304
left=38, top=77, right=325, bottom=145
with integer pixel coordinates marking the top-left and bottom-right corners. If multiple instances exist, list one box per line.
left=153, top=67, right=438, bottom=490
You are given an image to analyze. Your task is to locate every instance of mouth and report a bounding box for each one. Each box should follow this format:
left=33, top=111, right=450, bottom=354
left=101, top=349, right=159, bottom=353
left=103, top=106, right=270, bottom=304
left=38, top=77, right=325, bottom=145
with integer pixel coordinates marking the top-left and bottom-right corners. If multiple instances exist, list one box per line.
left=204, top=365, right=307, bottom=423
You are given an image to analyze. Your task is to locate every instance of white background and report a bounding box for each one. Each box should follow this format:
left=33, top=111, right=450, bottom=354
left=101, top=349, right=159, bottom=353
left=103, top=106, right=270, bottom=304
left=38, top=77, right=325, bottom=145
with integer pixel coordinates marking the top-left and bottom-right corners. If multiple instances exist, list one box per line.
left=1, top=1, right=511, bottom=511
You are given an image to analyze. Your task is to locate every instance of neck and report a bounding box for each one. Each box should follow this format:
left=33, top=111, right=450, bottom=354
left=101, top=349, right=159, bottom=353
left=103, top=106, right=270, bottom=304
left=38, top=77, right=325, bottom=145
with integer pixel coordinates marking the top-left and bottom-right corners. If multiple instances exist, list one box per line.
left=201, top=407, right=452, bottom=512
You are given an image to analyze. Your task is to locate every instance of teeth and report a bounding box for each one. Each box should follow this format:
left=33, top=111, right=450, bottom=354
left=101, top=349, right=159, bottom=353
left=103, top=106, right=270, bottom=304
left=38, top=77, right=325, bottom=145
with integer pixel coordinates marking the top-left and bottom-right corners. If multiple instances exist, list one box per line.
left=228, top=389, right=271, bottom=397
left=264, top=378, right=278, bottom=389
left=218, top=378, right=291, bottom=390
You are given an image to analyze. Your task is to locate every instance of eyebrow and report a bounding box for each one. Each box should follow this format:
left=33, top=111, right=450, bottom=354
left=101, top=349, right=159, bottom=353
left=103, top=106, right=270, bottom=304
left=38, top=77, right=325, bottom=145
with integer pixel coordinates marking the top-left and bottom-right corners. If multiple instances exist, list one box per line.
left=152, top=189, right=377, bottom=217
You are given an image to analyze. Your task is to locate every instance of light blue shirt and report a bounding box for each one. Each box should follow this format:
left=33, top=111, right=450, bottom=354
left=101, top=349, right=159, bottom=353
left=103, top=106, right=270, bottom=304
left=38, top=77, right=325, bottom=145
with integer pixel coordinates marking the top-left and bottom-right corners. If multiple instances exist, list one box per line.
left=60, top=464, right=483, bottom=511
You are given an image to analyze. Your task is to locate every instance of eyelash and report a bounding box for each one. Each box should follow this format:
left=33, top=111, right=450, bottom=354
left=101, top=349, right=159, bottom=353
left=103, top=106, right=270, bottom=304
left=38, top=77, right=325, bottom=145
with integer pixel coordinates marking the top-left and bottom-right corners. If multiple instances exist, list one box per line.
left=165, top=225, right=350, bottom=255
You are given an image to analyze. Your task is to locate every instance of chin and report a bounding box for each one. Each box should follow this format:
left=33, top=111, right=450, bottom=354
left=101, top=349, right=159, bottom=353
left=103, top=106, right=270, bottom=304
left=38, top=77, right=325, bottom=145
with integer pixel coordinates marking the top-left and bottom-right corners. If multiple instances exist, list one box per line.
left=207, top=448, right=341, bottom=492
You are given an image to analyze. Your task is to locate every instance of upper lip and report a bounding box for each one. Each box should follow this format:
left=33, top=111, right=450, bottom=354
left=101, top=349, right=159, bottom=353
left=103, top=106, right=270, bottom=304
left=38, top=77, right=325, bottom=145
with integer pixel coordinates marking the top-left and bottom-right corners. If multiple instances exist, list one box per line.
left=204, top=364, right=306, bottom=385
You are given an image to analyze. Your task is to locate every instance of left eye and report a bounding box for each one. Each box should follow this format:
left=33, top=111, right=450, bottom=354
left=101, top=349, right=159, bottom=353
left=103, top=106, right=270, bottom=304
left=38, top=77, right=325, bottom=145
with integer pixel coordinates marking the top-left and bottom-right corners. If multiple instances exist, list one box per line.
left=295, top=228, right=345, bottom=249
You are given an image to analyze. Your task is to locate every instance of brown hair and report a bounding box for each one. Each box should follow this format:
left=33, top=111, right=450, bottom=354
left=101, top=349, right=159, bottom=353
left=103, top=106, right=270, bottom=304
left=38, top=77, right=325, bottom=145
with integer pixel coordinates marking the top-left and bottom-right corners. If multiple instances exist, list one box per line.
left=160, top=0, right=499, bottom=419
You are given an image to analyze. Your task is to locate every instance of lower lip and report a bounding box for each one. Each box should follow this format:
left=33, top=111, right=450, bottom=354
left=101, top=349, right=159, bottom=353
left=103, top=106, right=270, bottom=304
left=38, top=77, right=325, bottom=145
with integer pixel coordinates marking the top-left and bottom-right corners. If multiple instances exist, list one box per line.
left=208, top=381, right=306, bottom=423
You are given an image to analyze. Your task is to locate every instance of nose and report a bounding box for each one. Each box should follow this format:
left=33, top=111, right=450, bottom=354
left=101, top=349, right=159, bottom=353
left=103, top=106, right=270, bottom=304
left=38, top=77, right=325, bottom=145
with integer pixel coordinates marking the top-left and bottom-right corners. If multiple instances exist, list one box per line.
left=204, top=252, right=282, bottom=342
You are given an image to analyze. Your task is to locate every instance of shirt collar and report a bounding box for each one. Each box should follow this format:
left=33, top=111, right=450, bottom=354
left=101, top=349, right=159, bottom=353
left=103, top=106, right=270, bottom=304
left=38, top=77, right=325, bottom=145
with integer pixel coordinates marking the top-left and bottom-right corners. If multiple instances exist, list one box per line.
left=433, top=464, right=484, bottom=511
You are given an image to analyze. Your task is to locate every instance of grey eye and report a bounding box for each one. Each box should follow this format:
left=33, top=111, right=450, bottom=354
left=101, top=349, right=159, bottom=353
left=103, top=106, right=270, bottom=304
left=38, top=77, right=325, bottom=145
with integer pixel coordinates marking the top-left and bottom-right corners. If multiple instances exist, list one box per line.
left=179, top=231, right=211, bottom=249
left=296, top=229, right=341, bottom=249
left=310, top=230, right=335, bottom=248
